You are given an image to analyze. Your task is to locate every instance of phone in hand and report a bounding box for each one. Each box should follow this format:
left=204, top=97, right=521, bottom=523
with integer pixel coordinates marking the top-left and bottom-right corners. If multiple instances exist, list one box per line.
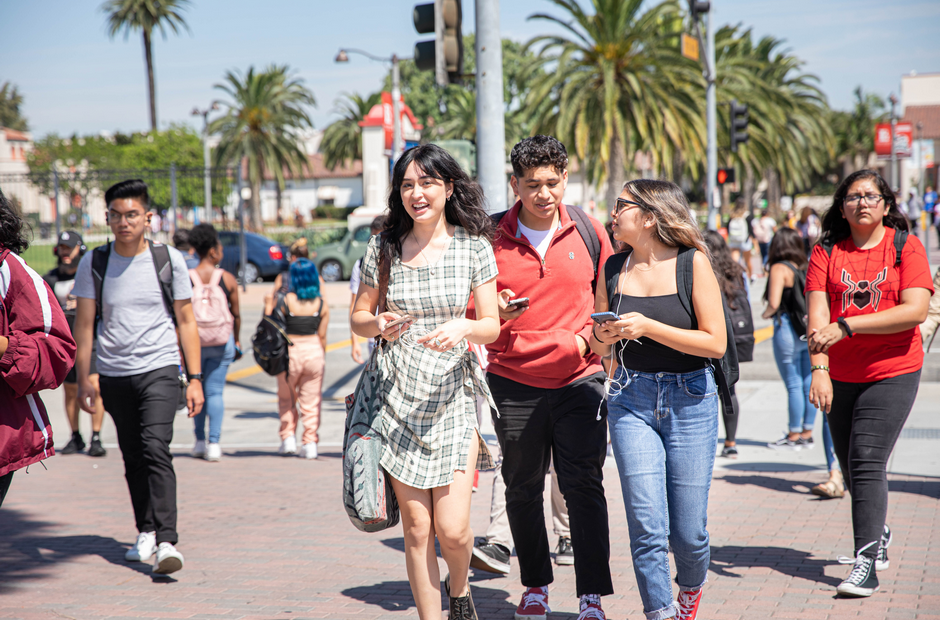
left=591, top=311, right=621, bottom=324
left=384, top=314, right=415, bottom=330
left=234, top=344, right=244, bottom=361
left=507, top=297, right=530, bottom=309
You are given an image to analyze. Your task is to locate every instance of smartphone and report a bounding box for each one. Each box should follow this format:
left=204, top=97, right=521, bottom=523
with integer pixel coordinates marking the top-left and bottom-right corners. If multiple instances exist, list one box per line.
left=384, top=314, right=415, bottom=330
left=507, top=297, right=530, bottom=309
left=234, top=344, right=244, bottom=361
left=591, top=311, right=621, bottom=324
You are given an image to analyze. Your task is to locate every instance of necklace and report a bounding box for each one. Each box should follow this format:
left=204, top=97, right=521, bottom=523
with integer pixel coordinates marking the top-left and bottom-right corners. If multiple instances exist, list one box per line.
left=412, top=233, right=440, bottom=275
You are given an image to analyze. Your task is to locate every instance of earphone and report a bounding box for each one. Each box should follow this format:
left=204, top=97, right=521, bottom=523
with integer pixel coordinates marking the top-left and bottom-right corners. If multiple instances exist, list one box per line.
left=596, top=252, right=642, bottom=420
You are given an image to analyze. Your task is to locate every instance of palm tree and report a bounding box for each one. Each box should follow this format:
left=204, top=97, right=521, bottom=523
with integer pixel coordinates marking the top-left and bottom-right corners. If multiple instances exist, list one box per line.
left=833, top=87, right=886, bottom=178
left=102, top=0, right=190, bottom=132
left=319, top=92, right=381, bottom=170
left=0, top=82, right=28, bottom=131
left=210, top=65, right=316, bottom=230
left=524, top=0, right=704, bottom=211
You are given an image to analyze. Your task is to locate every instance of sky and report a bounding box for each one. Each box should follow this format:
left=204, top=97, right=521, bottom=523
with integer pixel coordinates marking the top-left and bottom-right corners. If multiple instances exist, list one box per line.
left=1, top=0, right=939, bottom=140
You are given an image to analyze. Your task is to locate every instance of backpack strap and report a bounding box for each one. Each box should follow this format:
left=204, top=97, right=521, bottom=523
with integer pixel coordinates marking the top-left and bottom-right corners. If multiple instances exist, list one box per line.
left=893, top=229, right=908, bottom=268
left=189, top=269, right=203, bottom=291
left=91, top=243, right=111, bottom=325
left=675, top=246, right=697, bottom=329
left=604, top=252, right=630, bottom=305
left=148, top=239, right=177, bottom=327
left=565, top=205, right=602, bottom=293
left=210, top=267, right=225, bottom=287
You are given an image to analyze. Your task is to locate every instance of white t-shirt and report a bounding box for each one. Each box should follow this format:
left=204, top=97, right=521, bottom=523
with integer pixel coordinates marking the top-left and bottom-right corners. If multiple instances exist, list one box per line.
left=517, top=220, right=558, bottom=259
left=349, top=258, right=362, bottom=295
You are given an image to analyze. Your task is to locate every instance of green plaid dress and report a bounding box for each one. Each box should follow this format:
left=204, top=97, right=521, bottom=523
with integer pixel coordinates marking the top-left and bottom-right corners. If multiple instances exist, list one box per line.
left=360, top=227, right=497, bottom=489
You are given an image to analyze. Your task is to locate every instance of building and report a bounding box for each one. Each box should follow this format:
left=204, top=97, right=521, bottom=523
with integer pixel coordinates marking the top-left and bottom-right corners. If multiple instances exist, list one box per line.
left=900, top=72, right=940, bottom=195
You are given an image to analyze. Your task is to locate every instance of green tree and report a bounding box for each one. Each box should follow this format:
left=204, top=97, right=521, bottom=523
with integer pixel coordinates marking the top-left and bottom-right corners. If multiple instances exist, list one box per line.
left=101, top=0, right=191, bottom=132
left=319, top=91, right=381, bottom=169
left=210, top=65, right=315, bottom=229
left=832, top=86, right=886, bottom=178
left=0, top=82, right=28, bottom=131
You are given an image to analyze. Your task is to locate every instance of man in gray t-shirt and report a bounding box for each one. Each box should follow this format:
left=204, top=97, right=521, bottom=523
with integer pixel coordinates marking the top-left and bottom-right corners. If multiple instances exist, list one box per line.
left=73, top=179, right=204, bottom=577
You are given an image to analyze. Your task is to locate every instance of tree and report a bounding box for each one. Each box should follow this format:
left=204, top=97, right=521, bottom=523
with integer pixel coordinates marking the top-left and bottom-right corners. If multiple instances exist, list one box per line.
left=832, top=87, right=886, bottom=178
left=0, top=82, right=28, bottom=131
left=523, top=0, right=705, bottom=211
left=102, top=0, right=191, bottom=132
left=209, top=65, right=315, bottom=229
left=319, top=92, right=381, bottom=170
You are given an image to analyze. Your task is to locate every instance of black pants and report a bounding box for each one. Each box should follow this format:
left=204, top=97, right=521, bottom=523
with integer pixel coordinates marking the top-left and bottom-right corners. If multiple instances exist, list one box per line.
left=99, top=365, right=181, bottom=545
left=488, top=371, right=613, bottom=597
left=721, top=386, right=739, bottom=443
left=0, top=471, right=13, bottom=508
left=827, top=370, right=920, bottom=557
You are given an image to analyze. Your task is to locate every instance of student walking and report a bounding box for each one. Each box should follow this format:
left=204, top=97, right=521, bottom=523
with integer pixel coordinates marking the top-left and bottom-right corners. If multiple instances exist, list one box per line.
left=187, top=224, right=241, bottom=462
left=351, top=144, right=500, bottom=620
left=592, top=180, right=727, bottom=620
left=73, top=180, right=204, bottom=576
left=807, top=170, right=933, bottom=597
left=0, top=190, right=76, bottom=508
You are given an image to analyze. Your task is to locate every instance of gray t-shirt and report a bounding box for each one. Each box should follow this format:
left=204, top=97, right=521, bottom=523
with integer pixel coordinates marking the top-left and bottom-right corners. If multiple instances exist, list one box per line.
left=73, top=243, right=193, bottom=377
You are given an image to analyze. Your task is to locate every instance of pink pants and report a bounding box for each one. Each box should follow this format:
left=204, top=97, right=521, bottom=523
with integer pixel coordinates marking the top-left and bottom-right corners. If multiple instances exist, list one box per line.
left=277, top=335, right=324, bottom=445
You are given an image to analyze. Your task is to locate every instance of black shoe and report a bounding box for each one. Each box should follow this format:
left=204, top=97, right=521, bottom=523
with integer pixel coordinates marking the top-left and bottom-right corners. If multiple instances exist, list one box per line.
left=554, top=536, right=574, bottom=566
left=470, top=538, right=511, bottom=574
left=88, top=438, right=107, bottom=457
left=837, top=542, right=879, bottom=597
left=720, top=445, right=738, bottom=458
left=445, top=575, right=478, bottom=620
left=797, top=436, right=815, bottom=450
left=60, top=434, right=85, bottom=454
left=876, top=524, right=892, bottom=571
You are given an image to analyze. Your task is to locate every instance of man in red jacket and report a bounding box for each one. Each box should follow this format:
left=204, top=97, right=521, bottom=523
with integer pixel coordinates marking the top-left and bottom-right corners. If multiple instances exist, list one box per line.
left=0, top=190, right=76, bottom=507
left=486, top=136, right=614, bottom=620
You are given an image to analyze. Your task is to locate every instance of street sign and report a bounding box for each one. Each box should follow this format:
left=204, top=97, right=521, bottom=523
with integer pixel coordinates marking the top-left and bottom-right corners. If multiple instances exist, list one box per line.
left=875, top=122, right=912, bottom=159
left=681, top=33, right=699, bottom=61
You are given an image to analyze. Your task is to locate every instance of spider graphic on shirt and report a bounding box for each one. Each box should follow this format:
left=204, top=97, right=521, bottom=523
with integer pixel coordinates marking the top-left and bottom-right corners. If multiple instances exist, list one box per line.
left=841, top=267, right=888, bottom=313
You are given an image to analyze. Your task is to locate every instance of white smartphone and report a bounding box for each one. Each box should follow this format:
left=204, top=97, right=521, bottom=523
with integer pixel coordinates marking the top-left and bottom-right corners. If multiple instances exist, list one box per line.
left=507, top=297, right=530, bottom=309
left=384, top=315, right=415, bottom=330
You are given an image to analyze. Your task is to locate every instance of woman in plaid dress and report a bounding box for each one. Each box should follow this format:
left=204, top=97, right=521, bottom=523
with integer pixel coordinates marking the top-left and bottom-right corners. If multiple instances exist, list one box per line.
left=352, top=144, right=500, bottom=620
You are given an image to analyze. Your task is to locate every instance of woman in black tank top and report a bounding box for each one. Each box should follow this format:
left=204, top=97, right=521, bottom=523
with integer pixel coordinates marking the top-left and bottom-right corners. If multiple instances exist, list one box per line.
left=588, top=180, right=726, bottom=619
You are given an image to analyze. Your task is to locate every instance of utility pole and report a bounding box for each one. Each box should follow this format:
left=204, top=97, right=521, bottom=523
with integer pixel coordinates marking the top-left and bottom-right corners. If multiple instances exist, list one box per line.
left=705, top=4, right=717, bottom=230
left=889, top=93, right=898, bottom=190
left=192, top=103, right=218, bottom=223
left=475, top=0, right=507, bottom=213
left=391, top=54, right=403, bottom=163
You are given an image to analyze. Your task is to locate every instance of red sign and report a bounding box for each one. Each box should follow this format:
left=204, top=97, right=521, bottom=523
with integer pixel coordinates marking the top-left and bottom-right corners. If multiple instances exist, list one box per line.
left=875, top=122, right=912, bottom=159
left=359, top=92, right=423, bottom=151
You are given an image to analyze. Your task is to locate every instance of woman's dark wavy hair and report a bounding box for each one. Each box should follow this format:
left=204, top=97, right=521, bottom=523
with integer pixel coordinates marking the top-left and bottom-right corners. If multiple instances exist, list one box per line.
left=820, top=169, right=909, bottom=246
left=703, top=230, right=744, bottom=307
left=381, top=144, right=492, bottom=266
left=766, top=226, right=807, bottom=269
left=0, top=190, right=30, bottom=255
left=188, top=223, right=219, bottom=259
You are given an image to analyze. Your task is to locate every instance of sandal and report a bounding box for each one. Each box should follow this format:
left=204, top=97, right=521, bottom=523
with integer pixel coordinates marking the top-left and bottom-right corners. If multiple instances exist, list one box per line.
left=811, top=479, right=845, bottom=499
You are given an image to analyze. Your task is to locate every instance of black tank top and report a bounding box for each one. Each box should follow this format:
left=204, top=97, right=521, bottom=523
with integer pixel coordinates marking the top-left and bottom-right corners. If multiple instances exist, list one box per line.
left=284, top=298, right=323, bottom=336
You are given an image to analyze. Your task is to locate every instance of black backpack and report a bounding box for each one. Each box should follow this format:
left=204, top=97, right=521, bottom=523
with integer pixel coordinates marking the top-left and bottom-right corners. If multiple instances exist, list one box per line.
left=91, top=239, right=176, bottom=326
left=727, top=280, right=754, bottom=363
left=251, top=290, right=292, bottom=376
left=770, top=262, right=809, bottom=339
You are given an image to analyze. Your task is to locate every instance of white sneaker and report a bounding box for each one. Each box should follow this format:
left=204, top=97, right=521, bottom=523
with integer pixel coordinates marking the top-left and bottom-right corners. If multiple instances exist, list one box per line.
left=192, top=439, right=207, bottom=458
left=206, top=443, right=222, bottom=462
left=125, top=531, right=157, bottom=562
left=300, top=443, right=318, bottom=459
left=278, top=436, right=297, bottom=455
left=152, top=542, right=184, bottom=575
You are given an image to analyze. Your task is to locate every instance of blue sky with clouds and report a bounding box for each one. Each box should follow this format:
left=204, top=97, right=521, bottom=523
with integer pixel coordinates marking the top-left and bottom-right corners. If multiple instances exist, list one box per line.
left=1, top=0, right=938, bottom=138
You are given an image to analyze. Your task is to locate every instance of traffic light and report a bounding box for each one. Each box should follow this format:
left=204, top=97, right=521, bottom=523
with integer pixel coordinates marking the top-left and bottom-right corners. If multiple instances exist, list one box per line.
left=729, top=99, right=749, bottom=153
left=717, top=167, right=735, bottom=185
left=413, top=0, right=463, bottom=86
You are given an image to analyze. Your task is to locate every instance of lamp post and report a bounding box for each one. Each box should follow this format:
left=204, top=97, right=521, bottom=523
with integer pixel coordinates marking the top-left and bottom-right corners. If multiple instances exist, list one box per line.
left=889, top=93, right=899, bottom=191
left=192, top=103, right=219, bottom=223
left=334, top=48, right=409, bottom=162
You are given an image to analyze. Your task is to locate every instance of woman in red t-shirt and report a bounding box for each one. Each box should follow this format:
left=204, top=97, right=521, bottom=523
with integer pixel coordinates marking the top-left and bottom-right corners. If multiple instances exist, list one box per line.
left=806, top=170, right=933, bottom=598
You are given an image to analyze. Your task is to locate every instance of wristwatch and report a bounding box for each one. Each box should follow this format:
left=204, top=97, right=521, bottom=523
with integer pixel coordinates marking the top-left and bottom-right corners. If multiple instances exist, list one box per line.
left=187, top=373, right=203, bottom=382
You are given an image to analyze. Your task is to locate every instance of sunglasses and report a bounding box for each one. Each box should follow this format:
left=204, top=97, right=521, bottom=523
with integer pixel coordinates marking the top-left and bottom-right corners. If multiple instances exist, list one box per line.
left=614, top=198, right=644, bottom=215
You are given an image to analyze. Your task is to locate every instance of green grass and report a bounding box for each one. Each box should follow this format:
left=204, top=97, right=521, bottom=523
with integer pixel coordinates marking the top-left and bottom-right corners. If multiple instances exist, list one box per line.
left=20, top=241, right=105, bottom=276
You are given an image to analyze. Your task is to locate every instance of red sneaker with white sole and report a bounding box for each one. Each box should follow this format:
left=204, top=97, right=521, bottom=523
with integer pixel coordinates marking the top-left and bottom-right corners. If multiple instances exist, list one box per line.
left=515, top=586, right=550, bottom=620
left=676, top=587, right=703, bottom=620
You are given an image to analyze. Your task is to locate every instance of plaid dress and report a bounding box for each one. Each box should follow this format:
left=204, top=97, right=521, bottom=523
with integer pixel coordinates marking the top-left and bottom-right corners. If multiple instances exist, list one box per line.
left=360, top=227, right=498, bottom=489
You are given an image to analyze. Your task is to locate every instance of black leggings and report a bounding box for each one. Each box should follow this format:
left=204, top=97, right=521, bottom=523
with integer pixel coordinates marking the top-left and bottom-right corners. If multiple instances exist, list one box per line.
left=827, top=370, right=920, bottom=557
left=721, top=386, right=739, bottom=443
left=0, top=471, right=12, bottom=508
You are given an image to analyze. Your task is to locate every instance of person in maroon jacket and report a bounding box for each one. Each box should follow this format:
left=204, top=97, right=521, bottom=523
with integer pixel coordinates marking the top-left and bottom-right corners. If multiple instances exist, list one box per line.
left=487, top=136, right=615, bottom=620
left=0, top=190, right=76, bottom=507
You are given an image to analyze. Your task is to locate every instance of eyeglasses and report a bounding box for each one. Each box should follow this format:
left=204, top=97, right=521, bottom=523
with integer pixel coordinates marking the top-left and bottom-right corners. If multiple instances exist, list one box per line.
left=613, top=198, right=644, bottom=216
left=844, top=194, right=885, bottom=207
left=107, top=210, right=144, bottom=224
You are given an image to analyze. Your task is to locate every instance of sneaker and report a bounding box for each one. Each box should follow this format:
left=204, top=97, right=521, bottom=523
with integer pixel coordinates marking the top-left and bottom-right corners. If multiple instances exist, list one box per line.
left=300, top=443, right=318, bottom=459
left=206, top=443, right=222, bottom=462
left=836, top=542, right=879, bottom=597
left=554, top=535, right=574, bottom=566
left=797, top=436, right=815, bottom=449
left=676, top=587, right=703, bottom=620
left=877, top=524, right=892, bottom=571
left=87, top=437, right=107, bottom=457
left=515, top=586, right=550, bottom=620
left=720, top=445, right=738, bottom=459
left=445, top=574, right=479, bottom=620
left=279, top=436, right=297, bottom=455
left=472, top=469, right=479, bottom=492
left=125, top=531, right=157, bottom=562
left=60, top=433, right=85, bottom=454
left=152, top=542, right=184, bottom=575
left=192, top=439, right=207, bottom=458
left=767, top=434, right=802, bottom=451
left=578, top=594, right=605, bottom=620
left=470, top=538, right=511, bottom=574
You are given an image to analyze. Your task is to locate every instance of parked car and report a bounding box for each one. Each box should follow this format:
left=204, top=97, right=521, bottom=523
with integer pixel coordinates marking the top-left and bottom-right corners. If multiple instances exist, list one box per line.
left=218, top=231, right=289, bottom=283
left=315, top=224, right=373, bottom=282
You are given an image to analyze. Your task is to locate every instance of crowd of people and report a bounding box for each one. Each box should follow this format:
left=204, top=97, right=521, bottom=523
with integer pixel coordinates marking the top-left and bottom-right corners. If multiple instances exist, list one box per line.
left=0, top=131, right=937, bottom=619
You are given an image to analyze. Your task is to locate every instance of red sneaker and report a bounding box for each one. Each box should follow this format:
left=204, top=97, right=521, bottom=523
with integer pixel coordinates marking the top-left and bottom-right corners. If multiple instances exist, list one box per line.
left=473, top=469, right=479, bottom=492
left=676, top=587, right=703, bottom=620
left=578, top=594, right=606, bottom=619
left=515, top=586, right=550, bottom=620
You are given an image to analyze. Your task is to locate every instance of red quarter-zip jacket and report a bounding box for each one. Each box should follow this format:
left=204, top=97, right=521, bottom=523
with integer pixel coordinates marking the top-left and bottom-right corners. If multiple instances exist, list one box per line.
left=485, top=201, right=613, bottom=389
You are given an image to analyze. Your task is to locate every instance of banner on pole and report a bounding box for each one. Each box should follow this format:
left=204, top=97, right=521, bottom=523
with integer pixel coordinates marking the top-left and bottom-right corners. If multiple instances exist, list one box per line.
left=875, top=122, right=912, bottom=159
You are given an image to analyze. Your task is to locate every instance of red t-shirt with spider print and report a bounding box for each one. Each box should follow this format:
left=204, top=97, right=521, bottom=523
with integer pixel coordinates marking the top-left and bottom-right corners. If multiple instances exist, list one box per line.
left=805, top=227, right=934, bottom=382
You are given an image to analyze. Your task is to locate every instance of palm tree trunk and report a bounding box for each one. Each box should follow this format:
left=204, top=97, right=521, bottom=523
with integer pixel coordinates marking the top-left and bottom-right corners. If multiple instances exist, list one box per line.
left=143, top=29, right=157, bottom=132
left=744, top=165, right=756, bottom=217
left=605, top=135, right=625, bottom=214
left=250, top=180, right=263, bottom=231
left=275, top=183, right=283, bottom=225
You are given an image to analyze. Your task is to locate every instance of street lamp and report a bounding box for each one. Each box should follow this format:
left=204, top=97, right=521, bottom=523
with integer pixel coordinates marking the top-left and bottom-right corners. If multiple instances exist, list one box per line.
left=334, top=48, right=409, bottom=162
left=889, top=93, right=899, bottom=191
left=192, top=102, right=220, bottom=223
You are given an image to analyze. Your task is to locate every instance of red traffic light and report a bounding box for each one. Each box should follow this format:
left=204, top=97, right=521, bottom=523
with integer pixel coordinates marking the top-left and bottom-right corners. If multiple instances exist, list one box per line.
left=717, top=167, right=735, bottom=185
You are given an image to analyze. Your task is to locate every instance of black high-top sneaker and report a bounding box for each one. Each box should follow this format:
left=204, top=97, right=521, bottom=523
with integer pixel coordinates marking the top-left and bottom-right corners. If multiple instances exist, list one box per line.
left=837, top=541, right=879, bottom=597
left=60, top=432, right=85, bottom=454
left=876, top=524, right=892, bottom=571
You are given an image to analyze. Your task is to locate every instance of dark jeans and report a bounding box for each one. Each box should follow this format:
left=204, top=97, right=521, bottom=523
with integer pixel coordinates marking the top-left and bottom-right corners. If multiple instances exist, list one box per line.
left=827, top=370, right=920, bottom=558
left=99, top=365, right=181, bottom=545
left=0, top=471, right=12, bottom=508
left=488, top=371, right=613, bottom=597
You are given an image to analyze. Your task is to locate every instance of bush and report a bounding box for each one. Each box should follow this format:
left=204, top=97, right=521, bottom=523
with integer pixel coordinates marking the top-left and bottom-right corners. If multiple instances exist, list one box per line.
left=310, top=204, right=356, bottom=220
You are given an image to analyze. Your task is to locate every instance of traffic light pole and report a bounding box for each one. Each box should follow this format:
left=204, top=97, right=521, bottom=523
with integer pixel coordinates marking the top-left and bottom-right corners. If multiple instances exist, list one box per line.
left=705, top=5, right=718, bottom=230
left=475, top=0, right=507, bottom=213
left=391, top=54, right=403, bottom=163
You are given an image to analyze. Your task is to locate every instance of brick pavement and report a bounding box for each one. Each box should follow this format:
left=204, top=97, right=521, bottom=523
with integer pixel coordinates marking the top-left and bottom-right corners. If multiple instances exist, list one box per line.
left=1, top=444, right=938, bottom=619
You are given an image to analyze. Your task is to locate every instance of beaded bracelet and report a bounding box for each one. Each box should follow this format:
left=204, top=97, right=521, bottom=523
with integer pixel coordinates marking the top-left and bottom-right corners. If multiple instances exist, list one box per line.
left=810, top=365, right=829, bottom=372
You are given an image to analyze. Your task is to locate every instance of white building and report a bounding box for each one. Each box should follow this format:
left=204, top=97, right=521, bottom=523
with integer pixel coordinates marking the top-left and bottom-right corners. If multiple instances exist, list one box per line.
left=900, top=72, right=940, bottom=196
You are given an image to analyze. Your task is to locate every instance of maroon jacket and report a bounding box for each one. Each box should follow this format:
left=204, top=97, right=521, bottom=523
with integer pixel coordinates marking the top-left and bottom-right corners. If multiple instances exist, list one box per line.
left=0, top=248, right=76, bottom=477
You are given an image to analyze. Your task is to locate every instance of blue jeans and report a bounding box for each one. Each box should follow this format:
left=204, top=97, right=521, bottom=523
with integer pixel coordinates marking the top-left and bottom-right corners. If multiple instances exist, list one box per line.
left=772, top=314, right=839, bottom=471
left=193, top=335, right=235, bottom=444
left=608, top=366, right=718, bottom=620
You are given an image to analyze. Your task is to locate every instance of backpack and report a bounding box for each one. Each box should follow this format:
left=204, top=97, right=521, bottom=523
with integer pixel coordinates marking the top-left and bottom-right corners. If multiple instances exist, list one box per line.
left=727, top=217, right=749, bottom=245
left=771, top=262, right=809, bottom=338
left=727, top=279, right=755, bottom=363
left=819, top=229, right=908, bottom=268
left=251, top=290, right=292, bottom=375
left=92, top=239, right=176, bottom=326
left=189, top=268, right=234, bottom=347
left=492, top=204, right=602, bottom=293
